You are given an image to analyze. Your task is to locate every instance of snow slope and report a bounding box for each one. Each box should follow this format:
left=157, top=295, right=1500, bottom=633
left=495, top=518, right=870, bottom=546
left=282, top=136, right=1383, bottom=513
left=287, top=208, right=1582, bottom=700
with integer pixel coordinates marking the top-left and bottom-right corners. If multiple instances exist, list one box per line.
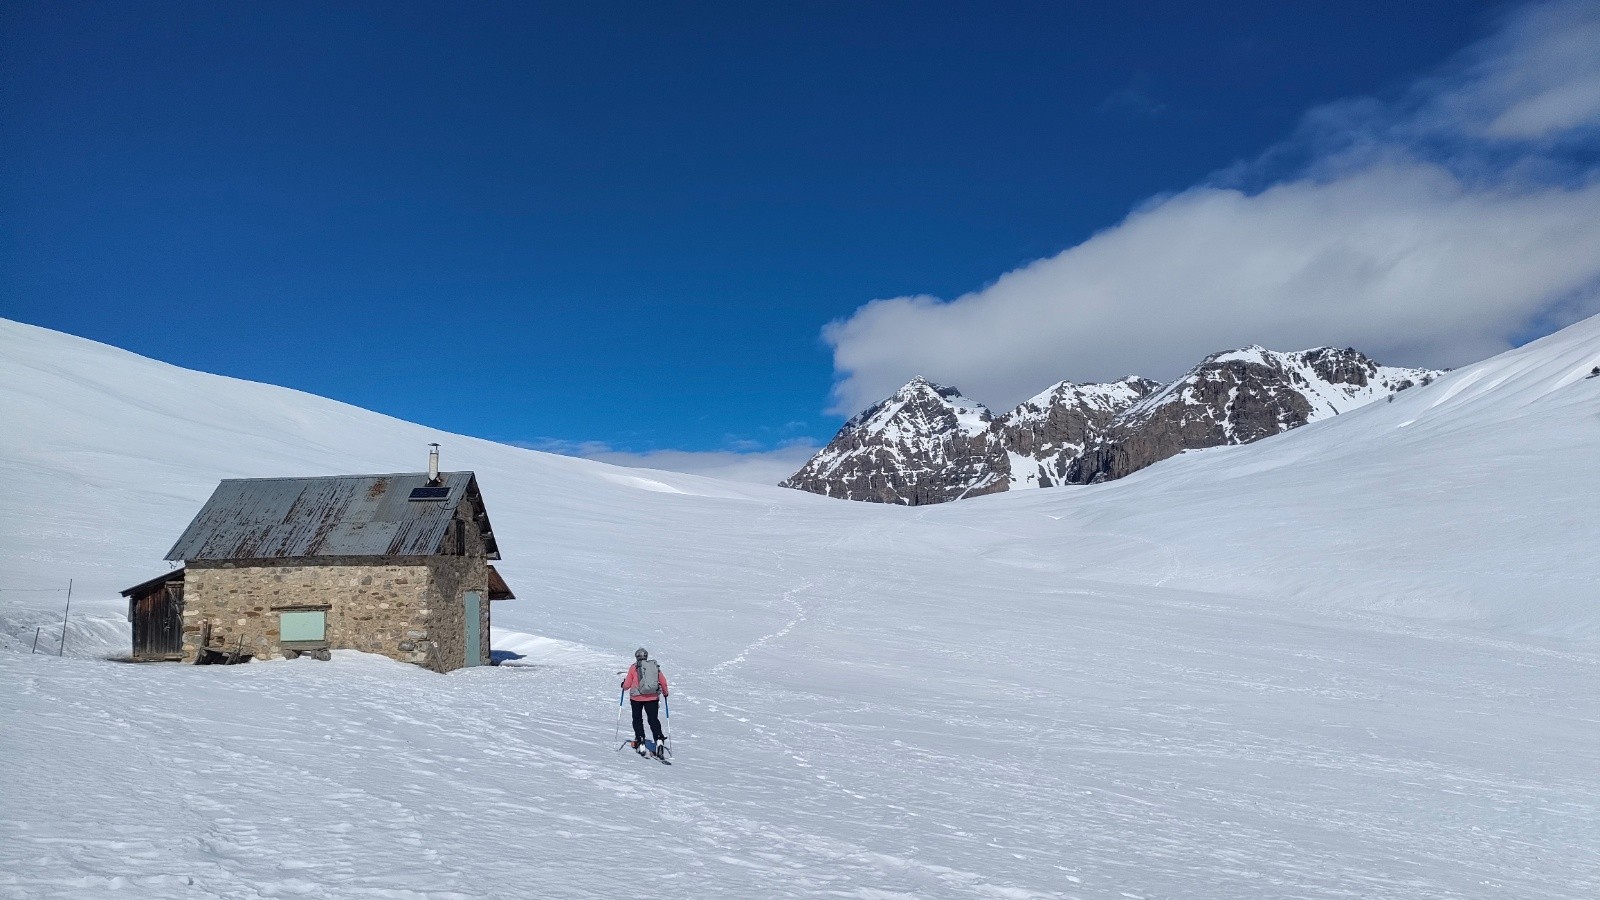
left=3, top=316, right=1600, bottom=899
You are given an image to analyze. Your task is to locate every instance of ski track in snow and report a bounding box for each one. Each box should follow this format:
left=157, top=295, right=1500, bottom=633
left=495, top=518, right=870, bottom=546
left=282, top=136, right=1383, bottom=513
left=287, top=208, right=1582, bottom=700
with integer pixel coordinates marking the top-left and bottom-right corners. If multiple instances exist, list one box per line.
left=707, top=508, right=814, bottom=677
left=706, top=579, right=811, bottom=677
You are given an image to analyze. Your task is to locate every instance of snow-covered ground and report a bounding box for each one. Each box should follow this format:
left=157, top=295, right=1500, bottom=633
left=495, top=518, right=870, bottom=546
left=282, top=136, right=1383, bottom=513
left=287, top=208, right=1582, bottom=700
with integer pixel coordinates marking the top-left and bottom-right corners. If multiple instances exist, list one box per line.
left=3, top=316, right=1599, bottom=898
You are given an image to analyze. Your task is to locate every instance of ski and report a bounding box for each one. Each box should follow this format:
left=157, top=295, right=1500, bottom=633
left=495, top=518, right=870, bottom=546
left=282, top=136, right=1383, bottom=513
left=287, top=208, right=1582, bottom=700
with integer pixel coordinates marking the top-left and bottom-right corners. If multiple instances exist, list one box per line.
left=630, top=739, right=668, bottom=759
left=619, top=740, right=672, bottom=764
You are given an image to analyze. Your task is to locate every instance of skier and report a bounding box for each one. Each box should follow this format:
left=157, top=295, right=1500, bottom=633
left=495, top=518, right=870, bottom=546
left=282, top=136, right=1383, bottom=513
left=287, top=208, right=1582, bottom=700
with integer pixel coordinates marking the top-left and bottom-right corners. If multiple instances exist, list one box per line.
left=621, top=647, right=669, bottom=757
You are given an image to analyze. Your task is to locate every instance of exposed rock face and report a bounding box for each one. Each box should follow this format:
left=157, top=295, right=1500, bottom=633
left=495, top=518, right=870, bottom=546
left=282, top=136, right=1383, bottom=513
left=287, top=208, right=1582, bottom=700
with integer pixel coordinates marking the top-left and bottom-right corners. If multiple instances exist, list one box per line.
left=994, top=377, right=1160, bottom=488
left=1067, top=347, right=1438, bottom=484
left=784, top=346, right=1440, bottom=503
left=779, top=376, right=1011, bottom=505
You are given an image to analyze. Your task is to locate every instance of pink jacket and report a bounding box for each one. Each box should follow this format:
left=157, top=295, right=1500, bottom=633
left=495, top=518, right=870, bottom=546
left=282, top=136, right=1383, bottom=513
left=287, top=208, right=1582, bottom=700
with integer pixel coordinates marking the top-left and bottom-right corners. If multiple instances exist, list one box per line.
left=621, top=663, right=668, bottom=701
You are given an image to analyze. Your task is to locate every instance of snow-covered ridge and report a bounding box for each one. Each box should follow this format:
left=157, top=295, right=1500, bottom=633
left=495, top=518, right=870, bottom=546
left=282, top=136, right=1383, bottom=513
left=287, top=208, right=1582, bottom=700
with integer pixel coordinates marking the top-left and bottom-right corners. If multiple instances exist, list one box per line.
left=1127, top=345, right=1437, bottom=425
left=787, top=344, right=1441, bottom=502
left=1004, top=376, right=1156, bottom=425
left=1066, top=345, right=1442, bottom=483
left=0, top=316, right=778, bottom=612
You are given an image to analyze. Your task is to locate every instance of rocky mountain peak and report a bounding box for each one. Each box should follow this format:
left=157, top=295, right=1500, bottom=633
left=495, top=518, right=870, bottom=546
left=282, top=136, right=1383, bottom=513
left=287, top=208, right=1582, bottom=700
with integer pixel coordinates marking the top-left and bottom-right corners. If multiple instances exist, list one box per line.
left=843, top=377, right=993, bottom=439
left=782, top=378, right=1007, bottom=505
left=785, top=343, right=1442, bottom=503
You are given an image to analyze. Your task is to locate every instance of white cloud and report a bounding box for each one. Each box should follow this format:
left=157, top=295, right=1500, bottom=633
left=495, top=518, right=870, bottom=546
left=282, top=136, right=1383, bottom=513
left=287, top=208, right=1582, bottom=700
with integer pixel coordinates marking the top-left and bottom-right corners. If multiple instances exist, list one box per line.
left=522, top=438, right=819, bottom=486
left=1418, top=0, right=1600, bottom=142
left=823, top=0, right=1600, bottom=415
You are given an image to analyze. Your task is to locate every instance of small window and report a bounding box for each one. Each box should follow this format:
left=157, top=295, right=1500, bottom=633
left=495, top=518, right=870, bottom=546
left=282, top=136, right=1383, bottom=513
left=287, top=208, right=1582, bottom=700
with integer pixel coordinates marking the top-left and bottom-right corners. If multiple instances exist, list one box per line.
left=279, top=610, right=327, bottom=643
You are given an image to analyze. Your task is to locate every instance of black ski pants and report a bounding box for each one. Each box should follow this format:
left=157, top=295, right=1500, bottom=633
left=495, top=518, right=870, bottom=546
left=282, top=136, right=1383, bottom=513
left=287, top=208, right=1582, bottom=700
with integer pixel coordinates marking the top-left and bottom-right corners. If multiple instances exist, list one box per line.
left=630, top=698, right=664, bottom=742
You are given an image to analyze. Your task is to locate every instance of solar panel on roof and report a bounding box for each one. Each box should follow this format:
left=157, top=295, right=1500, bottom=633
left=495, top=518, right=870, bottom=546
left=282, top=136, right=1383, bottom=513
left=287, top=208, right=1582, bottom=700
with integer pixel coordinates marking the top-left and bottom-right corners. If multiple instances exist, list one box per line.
left=408, top=486, right=450, bottom=501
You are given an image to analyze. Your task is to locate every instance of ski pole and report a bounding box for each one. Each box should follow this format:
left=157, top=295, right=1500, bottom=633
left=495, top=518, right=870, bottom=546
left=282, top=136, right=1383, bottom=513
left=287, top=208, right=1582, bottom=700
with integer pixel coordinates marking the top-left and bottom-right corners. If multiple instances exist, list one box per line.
left=614, top=690, right=625, bottom=745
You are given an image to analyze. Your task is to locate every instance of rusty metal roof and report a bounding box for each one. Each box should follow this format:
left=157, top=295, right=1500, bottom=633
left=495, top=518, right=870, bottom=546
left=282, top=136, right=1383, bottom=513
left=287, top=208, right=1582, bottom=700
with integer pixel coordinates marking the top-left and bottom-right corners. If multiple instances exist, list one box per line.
left=165, top=471, right=500, bottom=561
left=487, top=565, right=516, bottom=601
left=121, top=567, right=185, bottom=598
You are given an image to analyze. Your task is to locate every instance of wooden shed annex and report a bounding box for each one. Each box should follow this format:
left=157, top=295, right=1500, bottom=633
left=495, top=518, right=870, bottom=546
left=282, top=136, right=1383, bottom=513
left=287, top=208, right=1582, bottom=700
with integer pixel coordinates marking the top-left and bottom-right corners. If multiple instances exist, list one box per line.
left=121, top=467, right=514, bottom=672
left=122, top=568, right=186, bottom=661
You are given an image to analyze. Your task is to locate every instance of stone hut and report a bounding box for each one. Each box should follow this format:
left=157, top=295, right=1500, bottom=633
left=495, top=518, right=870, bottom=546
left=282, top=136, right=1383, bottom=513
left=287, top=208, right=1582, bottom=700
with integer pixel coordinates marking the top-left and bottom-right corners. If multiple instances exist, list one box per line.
left=138, top=465, right=511, bottom=672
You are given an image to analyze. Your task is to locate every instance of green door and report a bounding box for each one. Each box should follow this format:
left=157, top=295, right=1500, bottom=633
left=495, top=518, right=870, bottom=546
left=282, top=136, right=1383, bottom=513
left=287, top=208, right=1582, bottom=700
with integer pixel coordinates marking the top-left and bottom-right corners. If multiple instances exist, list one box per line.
left=463, top=590, right=482, bottom=667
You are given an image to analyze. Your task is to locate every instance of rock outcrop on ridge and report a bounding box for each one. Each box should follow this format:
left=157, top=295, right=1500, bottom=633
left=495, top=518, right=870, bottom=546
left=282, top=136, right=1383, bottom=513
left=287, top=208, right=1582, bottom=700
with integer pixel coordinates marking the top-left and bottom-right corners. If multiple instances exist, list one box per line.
left=1066, top=347, right=1437, bottom=484
left=784, top=346, right=1439, bottom=504
left=998, top=377, right=1161, bottom=488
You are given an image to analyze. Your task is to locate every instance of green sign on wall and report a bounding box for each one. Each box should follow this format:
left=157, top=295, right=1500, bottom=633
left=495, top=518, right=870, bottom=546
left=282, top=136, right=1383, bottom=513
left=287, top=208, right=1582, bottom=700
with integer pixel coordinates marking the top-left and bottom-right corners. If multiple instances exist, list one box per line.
left=279, top=610, right=327, bottom=642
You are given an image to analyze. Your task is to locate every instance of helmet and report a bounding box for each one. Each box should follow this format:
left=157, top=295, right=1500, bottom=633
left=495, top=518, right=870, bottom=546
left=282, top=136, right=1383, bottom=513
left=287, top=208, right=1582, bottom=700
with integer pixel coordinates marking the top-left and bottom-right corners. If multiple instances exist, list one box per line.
left=635, top=648, right=649, bottom=660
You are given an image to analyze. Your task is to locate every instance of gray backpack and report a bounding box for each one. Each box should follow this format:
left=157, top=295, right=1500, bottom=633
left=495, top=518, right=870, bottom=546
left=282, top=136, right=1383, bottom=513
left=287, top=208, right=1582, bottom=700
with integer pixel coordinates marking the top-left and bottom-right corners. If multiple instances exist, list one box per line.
left=631, top=659, right=661, bottom=697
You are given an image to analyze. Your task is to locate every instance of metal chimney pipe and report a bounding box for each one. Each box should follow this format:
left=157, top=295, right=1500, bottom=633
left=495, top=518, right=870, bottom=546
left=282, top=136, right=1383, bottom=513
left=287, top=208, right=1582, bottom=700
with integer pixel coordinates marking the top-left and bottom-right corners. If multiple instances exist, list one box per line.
left=428, top=443, right=440, bottom=484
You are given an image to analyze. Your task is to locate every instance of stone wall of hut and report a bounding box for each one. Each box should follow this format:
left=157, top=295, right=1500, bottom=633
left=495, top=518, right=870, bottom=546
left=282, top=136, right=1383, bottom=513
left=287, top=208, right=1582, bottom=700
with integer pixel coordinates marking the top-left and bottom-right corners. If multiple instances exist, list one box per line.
left=183, top=553, right=489, bottom=673
left=424, top=492, right=493, bottom=669
left=422, top=554, right=490, bottom=670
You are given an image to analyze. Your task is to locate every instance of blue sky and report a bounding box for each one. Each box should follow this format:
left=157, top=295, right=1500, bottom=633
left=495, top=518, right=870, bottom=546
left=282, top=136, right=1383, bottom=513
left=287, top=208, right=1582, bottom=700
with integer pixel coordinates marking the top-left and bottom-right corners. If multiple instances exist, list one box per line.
left=5, top=2, right=1599, bottom=482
